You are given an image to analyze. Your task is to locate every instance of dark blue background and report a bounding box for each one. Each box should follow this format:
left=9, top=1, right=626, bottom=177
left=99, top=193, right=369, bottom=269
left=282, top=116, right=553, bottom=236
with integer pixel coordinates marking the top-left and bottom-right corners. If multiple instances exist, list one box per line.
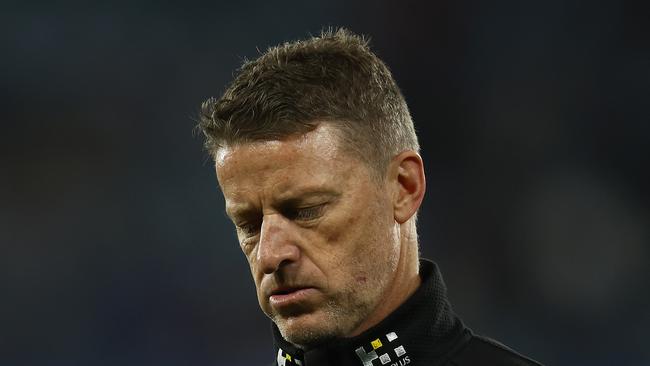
left=2, top=1, right=648, bottom=365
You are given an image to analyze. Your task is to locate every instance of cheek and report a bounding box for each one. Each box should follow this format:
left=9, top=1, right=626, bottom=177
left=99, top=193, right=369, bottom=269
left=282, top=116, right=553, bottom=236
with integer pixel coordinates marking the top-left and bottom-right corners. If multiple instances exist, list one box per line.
left=246, top=256, right=264, bottom=290
left=324, top=215, right=357, bottom=243
left=314, top=193, right=391, bottom=275
left=244, top=250, right=256, bottom=274
left=331, top=203, right=385, bottom=255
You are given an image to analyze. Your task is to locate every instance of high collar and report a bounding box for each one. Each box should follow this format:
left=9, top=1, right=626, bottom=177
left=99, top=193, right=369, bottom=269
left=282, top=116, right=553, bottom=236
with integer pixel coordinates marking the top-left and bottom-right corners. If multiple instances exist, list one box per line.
left=272, top=259, right=470, bottom=366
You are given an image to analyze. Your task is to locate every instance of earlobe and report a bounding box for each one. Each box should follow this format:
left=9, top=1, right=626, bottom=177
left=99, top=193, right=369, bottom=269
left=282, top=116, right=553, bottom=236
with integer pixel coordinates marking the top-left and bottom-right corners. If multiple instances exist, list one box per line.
left=391, top=151, right=426, bottom=224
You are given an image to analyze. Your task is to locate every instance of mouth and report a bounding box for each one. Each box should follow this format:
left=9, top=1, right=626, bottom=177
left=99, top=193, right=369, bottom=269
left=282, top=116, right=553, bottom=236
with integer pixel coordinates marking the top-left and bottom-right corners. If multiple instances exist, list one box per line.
left=268, top=286, right=317, bottom=308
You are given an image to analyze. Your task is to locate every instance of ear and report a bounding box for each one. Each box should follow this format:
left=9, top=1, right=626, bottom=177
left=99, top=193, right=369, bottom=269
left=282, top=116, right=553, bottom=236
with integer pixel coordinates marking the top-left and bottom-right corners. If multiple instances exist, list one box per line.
left=387, top=151, right=426, bottom=224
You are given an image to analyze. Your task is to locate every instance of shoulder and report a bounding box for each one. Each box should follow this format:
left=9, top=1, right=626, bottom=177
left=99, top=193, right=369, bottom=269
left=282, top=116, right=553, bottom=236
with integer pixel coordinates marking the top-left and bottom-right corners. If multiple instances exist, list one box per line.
left=445, top=333, right=544, bottom=366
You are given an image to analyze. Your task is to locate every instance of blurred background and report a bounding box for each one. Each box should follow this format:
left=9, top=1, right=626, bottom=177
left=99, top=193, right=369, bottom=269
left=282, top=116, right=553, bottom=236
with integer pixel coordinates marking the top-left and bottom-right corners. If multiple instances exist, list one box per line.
left=2, top=0, right=649, bottom=365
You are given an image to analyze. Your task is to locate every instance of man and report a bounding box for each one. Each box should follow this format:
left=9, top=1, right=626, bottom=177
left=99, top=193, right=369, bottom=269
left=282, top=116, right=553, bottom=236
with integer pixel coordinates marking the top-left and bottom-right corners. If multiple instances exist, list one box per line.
left=198, top=28, right=543, bottom=366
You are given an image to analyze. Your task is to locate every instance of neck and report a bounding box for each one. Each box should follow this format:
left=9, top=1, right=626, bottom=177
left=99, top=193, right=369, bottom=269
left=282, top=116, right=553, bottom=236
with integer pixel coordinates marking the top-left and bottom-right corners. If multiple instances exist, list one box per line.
left=347, top=219, right=421, bottom=338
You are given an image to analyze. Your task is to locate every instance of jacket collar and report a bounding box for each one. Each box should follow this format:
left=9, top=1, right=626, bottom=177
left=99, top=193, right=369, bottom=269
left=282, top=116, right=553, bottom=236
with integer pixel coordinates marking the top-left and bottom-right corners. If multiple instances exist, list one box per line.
left=272, top=259, right=468, bottom=366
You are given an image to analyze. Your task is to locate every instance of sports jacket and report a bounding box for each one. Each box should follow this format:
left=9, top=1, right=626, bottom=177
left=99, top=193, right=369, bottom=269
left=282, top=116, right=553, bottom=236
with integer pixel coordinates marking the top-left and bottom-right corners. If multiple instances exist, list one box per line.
left=271, top=259, right=544, bottom=366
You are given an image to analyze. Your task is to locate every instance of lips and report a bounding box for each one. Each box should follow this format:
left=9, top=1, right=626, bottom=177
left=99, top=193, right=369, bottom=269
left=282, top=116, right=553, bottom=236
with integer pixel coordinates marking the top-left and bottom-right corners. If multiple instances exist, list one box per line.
left=268, top=286, right=318, bottom=308
left=270, top=286, right=301, bottom=296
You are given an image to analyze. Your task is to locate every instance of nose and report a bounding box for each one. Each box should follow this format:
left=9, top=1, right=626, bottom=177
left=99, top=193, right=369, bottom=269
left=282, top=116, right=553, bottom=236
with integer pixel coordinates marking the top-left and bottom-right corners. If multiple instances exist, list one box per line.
left=257, top=214, right=300, bottom=274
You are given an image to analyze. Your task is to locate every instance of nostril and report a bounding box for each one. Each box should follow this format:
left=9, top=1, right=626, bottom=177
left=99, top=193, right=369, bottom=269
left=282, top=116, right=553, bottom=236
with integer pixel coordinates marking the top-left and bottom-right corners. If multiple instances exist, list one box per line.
left=278, top=258, right=294, bottom=269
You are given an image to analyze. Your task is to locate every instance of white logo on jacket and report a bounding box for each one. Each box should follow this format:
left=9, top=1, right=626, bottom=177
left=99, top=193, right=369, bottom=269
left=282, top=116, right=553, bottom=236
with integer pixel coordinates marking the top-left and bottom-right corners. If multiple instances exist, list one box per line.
left=355, top=331, right=411, bottom=366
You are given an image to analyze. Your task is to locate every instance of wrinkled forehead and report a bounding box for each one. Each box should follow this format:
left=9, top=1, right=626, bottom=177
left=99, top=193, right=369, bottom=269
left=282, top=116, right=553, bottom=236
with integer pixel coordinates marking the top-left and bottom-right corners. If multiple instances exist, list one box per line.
left=216, top=123, right=343, bottom=161
left=214, top=125, right=349, bottom=196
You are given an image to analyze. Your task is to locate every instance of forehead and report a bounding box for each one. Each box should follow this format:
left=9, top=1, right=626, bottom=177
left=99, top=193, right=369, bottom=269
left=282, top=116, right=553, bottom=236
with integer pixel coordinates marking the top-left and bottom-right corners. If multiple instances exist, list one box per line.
left=214, top=124, right=354, bottom=202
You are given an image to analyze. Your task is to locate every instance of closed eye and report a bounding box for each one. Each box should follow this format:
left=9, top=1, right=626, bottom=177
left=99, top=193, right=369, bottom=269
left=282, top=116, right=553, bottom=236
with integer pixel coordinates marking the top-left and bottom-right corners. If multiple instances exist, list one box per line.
left=236, top=221, right=261, bottom=237
left=285, top=204, right=326, bottom=221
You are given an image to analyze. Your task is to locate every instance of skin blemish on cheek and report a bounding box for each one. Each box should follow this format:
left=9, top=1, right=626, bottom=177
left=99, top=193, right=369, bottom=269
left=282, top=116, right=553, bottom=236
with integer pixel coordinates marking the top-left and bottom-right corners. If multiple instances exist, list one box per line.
left=355, top=276, right=368, bottom=283
left=326, top=228, right=342, bottom=243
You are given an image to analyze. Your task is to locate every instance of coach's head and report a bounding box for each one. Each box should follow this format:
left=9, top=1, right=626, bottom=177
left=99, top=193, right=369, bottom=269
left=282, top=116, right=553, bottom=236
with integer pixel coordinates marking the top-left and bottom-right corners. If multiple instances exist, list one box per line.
left=198, top=29, right=426, bottom=349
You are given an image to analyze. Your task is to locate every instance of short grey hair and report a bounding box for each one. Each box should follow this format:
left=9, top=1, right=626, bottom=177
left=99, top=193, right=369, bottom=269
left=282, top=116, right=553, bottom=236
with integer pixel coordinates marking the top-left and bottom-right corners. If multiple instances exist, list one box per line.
left=198, top=28, right=419, bottom=177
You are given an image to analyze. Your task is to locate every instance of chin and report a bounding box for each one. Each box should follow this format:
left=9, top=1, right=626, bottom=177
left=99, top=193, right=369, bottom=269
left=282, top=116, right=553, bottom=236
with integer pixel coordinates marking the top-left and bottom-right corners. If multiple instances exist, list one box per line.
left=274, top=311, right=341, bottom=347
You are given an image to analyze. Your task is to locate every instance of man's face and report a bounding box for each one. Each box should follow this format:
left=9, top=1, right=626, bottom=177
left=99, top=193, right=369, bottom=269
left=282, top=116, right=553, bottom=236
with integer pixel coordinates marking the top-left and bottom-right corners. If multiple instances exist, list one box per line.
left=215, top=124, right=402, bottom=347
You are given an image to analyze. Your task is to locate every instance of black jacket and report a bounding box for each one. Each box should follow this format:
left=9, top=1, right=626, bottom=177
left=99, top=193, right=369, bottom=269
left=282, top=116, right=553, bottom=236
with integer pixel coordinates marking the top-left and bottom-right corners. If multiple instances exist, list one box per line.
left=271, top=259, right=543, bottom=366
